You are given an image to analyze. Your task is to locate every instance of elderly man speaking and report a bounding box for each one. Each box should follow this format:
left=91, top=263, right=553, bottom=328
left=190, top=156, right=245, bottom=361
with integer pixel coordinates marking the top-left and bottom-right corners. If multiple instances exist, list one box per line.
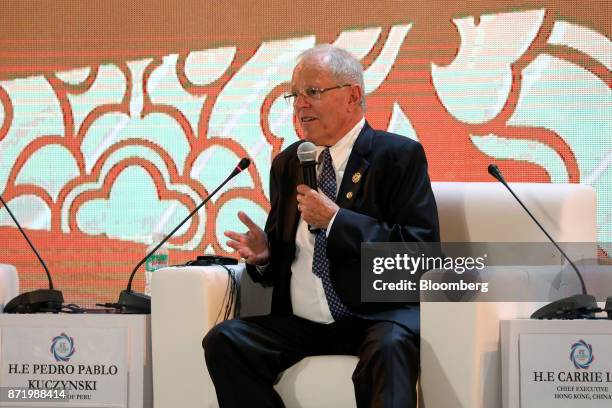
left=203, top=44, right=440, bottom=408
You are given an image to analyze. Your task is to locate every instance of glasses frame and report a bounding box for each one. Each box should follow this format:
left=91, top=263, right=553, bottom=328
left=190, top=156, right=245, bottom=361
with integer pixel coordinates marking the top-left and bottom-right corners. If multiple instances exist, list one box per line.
left=283, top=84, right=352, bottom=105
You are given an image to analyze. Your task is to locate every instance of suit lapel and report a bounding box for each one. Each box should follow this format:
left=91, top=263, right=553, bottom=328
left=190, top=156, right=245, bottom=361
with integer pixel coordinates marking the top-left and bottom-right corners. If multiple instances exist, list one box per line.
left=284, top=151, right=302, bottom=242
left=336, top=122, right=374, bottom=209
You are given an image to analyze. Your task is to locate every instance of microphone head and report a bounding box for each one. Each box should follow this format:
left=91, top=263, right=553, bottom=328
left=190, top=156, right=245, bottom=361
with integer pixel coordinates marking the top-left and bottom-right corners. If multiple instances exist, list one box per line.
left=227, top=158, right=251, bottom=180
left=297, top=141, right=317, bottom=163
left=237, top=157, right=251, bottom=171
left=487, top=163, right=505, bottom=183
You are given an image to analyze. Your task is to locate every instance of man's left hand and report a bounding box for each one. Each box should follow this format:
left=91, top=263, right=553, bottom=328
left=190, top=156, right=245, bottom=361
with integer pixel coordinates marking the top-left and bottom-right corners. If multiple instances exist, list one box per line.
left=296, top=184, right=339, bottom=229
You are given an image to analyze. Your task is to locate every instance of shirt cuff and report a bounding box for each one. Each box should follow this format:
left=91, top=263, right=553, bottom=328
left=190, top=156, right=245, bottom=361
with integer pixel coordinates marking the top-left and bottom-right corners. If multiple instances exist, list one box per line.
left=255, top=263, right=270, bottom=275
left=326, top=208, right=340, bottom=238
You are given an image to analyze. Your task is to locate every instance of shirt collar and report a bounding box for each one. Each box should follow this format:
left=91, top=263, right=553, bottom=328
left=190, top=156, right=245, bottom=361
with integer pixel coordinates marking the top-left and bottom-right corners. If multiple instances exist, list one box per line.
left=316, top=117, right=365, bottom=167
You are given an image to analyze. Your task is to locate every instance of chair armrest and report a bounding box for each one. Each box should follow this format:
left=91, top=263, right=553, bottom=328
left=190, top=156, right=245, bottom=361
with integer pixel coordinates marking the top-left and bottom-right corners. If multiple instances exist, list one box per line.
left=0, top=264, right=19, bottom=310
left=151, top=264, right=245, bottom=408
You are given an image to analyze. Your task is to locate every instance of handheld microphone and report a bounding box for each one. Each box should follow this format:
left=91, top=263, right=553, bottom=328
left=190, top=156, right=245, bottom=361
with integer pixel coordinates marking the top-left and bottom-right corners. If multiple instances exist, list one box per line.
left=113, top=157, right=251, bottom=313
left=0, top=195, right=64, bottom=313
left=487, top=164, right=597, bottom=319
left=297, top=141, right=318, bottom=190
left=297, top=142, right=320, bottom=233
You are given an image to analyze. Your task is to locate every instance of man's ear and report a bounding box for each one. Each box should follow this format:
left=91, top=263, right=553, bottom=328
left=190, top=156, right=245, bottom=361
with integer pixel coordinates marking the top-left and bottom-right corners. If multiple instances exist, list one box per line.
left=349, top=84, right=363, bottom=109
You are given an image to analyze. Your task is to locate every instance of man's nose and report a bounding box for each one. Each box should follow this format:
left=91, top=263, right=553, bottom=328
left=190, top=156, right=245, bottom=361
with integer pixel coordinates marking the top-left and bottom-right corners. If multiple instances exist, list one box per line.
left=294, top=92, right=311, bottom=109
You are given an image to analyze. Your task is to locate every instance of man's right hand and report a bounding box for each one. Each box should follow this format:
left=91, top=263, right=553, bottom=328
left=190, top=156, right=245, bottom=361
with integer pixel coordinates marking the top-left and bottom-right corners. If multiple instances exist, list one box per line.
left=224, top=211, right=270, bottom=265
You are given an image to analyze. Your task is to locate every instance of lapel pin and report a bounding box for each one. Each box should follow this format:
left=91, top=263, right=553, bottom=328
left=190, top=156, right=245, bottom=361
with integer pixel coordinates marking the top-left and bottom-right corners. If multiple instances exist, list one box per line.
left=346, top=191, right=353, bottom=200
left=352, top=172, right=361, bottom=183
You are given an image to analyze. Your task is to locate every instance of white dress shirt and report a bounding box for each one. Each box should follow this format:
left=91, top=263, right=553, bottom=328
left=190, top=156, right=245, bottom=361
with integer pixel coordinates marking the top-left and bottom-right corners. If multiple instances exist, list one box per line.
left=290, top=117, right=365, bottom=323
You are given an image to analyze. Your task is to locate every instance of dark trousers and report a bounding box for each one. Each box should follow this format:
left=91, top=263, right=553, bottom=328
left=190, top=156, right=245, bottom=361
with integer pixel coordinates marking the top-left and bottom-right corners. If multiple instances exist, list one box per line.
left=202, top=314, right=419, bottom=408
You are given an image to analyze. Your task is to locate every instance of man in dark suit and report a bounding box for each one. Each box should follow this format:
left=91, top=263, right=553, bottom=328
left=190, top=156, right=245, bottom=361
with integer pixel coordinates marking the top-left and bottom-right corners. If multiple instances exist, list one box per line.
left=203, top=44, right=439, bottom=408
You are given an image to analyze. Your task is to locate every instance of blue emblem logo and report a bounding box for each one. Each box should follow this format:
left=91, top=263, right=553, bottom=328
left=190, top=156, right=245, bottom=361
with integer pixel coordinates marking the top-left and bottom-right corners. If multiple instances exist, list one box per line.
left=570, top=339, right=594, bottom=369
left=50, top=333, right=76, bottom=362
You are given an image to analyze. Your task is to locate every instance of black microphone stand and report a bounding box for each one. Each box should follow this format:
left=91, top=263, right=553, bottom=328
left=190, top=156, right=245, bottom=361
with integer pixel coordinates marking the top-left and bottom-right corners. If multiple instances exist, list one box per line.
left=113, top=158, right=251, bottom=313
left=487, top=164, right=598, bottom=319
left=0, top=195, right=64, bottom=313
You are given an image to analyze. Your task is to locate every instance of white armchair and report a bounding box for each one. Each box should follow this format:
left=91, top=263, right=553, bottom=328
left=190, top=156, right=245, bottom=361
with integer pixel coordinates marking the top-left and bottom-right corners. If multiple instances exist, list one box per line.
left=151, top=182, right=597, bottom=408
left=0, top=264, right=20, bottom=311
left=419, top=182, right=596, bottom=408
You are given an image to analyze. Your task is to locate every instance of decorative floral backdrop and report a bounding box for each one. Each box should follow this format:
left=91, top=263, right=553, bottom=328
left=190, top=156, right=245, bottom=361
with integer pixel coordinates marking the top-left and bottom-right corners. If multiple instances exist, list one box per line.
left=0, top=2, right=610, bottom=306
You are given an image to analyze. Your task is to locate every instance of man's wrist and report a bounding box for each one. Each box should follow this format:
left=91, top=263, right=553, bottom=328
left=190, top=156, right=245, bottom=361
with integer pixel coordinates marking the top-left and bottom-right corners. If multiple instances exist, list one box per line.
left=325, top=208, right=340, bottom=237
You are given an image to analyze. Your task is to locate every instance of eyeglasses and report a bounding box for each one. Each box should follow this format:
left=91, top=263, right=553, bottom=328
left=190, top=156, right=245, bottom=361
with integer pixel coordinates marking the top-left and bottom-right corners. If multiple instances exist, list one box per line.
left=283, top=84, right=351, bottom=105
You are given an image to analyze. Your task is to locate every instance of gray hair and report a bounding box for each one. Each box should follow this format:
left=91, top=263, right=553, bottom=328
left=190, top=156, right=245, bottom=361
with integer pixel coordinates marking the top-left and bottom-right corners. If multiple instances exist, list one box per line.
left=298, top=44, right=366, bottom=110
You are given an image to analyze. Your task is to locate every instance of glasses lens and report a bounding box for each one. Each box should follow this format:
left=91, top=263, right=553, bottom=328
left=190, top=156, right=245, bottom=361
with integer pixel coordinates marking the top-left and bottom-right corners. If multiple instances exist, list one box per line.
left=304, top=88, right=321, bottom=99
left=283, top=93, right=296, bottom=106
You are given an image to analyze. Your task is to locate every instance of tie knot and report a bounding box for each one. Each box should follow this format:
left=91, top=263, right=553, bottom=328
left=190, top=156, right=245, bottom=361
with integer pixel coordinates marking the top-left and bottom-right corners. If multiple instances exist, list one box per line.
left=319, top=147, right=332, bottom=164
left=317, top=147, right=336, bottom=200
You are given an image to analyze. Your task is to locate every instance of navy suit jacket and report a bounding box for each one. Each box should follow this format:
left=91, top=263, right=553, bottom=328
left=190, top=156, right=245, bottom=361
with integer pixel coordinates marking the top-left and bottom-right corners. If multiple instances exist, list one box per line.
left=246, top=122, right=440, bottom=335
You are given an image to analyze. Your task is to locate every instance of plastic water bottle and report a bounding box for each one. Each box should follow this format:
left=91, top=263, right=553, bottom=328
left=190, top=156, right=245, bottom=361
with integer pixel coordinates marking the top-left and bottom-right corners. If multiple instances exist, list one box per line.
left=144, top=233, right=169, bottom=296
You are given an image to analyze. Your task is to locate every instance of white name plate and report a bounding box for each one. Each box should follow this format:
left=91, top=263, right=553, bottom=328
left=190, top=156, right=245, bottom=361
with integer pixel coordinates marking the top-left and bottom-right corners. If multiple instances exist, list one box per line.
left=520, top=333, right=612, bottom=407
left=1, top=327, right=127, bottom=407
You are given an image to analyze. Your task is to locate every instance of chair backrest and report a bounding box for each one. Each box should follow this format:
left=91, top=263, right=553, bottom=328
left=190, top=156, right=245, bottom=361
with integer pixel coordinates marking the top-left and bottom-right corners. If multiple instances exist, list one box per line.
left=430, top=182, right=599, bottom=301
left=432, top=182, right=596, bottom=242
